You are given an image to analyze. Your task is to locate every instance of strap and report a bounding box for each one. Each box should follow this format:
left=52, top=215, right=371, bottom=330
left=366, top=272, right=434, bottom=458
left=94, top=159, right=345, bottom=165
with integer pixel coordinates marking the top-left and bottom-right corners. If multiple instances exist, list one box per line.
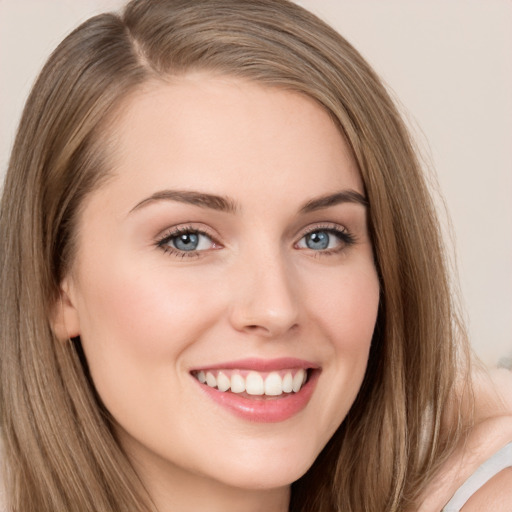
left=442, top=442, right=512, bottom=511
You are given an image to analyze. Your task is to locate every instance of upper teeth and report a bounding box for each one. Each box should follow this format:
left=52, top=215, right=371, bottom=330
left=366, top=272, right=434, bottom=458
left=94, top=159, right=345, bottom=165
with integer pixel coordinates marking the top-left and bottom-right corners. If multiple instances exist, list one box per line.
left=194, top=369, right=308, bottom=396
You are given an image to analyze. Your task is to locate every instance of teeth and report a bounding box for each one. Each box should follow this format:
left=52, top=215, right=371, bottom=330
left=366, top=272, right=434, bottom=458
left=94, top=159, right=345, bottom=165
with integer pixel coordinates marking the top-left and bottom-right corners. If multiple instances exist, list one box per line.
left=246, top=372, right=264, bottom=395
left=217, top=371, right=231, bottom=392
left=264, top=372, right=283, bottom=396
left=292, top=369, right=306, bottom=392
left=206, top=372, right=217, bottom=388
left=282, top=372, right=293, bottom=393
left=195, top=368, right=309, bottom=396
left=230, top=373, right=245, bottom=393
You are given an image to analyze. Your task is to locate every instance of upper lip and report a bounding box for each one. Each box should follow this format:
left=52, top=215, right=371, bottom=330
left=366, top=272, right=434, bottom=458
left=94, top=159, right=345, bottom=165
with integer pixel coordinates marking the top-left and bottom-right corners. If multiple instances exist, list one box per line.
left=189, top=357, right=319, bottom=372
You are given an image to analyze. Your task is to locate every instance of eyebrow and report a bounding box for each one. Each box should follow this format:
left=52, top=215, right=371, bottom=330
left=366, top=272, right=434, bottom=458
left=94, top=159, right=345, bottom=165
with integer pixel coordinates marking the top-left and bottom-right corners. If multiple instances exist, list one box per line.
left=299, top=190, right=368, bottom=213
left=129, top=188, right=367, bottom=215
left=129, top=190, right=238, bottom=214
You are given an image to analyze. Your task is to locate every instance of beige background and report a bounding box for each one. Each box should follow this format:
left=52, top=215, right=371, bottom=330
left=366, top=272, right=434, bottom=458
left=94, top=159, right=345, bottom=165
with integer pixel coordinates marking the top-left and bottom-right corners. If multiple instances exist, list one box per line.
left=1, top=0, right=511, bottom=367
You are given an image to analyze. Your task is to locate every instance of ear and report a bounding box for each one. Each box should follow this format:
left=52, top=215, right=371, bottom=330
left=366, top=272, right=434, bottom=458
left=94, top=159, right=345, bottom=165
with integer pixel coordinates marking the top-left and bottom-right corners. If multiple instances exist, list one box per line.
left=50, top=277, right=81, bottom=341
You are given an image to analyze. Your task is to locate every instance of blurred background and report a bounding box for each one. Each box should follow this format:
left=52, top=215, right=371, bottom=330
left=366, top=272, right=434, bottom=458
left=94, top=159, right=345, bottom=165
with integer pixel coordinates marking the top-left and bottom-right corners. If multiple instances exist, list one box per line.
left=1, top=0, right=510, bottom=368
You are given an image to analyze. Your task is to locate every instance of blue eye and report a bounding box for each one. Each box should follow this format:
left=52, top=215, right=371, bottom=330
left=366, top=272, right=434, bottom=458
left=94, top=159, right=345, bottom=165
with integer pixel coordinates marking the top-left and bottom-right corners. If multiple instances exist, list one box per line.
left=296, top=228, right=353, bottom=252
left=304, top=231, right=330, bottom=250
left=173, top=232, right=200, bottom=251
left=158, top=228, right=215, bottom=254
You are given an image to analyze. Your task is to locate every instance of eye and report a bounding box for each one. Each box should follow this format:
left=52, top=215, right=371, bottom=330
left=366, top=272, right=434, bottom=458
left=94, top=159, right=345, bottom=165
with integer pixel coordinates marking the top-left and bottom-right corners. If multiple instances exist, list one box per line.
left=296, top=227, right=354, bottom=252
left=157, top=227, right=218, bottom=255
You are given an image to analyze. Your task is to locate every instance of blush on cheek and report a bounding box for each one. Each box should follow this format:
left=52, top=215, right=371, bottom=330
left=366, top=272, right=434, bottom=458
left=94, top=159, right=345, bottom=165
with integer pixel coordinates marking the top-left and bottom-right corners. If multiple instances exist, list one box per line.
left=79, top=262, right=223, bottom=364
left=314, top=273, right=379, bottom=348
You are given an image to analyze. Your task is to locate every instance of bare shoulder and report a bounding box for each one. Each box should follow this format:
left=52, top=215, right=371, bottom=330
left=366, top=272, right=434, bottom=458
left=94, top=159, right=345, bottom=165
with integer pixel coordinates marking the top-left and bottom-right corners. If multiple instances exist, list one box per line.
left=414, top=368, right=512, bottom=512
left=415, top=417, right=512, bottom=511
left=461, top=467, right=512, bottom=511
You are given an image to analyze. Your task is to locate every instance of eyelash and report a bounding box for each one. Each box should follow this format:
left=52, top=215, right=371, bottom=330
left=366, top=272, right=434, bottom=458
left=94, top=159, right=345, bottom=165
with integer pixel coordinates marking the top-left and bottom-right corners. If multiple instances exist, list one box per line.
left=297, top=224, right=357, bottom=256
left=156, top=226, right=219, bottom=258
left=155, top=224, right=356, bottom=258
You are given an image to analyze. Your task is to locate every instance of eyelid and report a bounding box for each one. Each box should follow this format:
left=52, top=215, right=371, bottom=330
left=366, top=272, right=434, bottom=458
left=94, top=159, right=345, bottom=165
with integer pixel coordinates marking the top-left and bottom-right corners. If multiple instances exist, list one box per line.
left=296, top=222, right=350, bottom=239
left=155, top=224, right=222, bottom=256
left=154, top=221, right=355, bottom=259
left=294, top=222, right=356, bottom=251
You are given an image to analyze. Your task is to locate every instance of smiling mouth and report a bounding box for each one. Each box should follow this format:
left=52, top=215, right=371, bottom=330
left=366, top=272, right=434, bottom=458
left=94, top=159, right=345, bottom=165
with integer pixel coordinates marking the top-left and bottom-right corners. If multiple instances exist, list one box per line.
left=191, top=368, right=310, bottom=397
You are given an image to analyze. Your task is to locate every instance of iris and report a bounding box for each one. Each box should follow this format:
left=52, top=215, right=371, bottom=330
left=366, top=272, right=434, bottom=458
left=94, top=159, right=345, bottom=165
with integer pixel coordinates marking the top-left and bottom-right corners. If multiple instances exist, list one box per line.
left=173, top=233, right=200, bottom=251
left=305, top=231, right=330, bottom=250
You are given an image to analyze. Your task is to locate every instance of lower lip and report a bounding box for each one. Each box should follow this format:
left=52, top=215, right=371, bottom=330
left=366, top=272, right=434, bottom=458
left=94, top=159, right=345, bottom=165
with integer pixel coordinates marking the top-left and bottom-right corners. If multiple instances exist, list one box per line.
left=194, top=371, right=319, bottom=423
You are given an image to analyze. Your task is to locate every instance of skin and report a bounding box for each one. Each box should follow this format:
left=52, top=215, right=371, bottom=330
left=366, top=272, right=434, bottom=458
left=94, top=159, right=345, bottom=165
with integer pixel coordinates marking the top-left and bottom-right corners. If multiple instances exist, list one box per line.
left=416, top=369, right=512, bottom=511
left=58, top=75, right=380, bottom=512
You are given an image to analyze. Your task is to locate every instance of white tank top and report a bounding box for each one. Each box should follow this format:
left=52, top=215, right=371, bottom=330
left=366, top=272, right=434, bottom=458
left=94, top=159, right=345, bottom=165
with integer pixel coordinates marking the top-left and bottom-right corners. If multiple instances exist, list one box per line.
left=442, top=442, right=512, bottom=511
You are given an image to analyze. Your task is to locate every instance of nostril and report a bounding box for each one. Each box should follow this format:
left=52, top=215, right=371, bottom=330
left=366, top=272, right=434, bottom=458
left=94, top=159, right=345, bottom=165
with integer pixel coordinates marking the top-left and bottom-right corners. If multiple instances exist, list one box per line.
left=240, top=322, right=300, bottom=339
left=244, top=324, right=271, bottom=334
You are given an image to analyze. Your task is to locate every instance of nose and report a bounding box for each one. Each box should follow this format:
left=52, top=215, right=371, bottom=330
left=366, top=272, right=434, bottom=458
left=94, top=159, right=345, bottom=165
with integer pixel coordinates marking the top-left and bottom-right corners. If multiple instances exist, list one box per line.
left=228, top=250, right=300, bottom=338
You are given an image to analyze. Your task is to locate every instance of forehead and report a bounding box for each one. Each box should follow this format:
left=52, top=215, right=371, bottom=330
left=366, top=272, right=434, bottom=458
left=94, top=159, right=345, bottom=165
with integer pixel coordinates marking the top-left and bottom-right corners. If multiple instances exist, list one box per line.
left=94, top=74, right=363, bottom=213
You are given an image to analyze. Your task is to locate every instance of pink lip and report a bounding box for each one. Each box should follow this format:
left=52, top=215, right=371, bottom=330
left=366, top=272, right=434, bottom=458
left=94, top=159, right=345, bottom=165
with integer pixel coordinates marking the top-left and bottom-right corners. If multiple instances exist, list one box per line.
left=190, top=358, right=320, bottom=423
left=190, top=357, right=319, bottom=372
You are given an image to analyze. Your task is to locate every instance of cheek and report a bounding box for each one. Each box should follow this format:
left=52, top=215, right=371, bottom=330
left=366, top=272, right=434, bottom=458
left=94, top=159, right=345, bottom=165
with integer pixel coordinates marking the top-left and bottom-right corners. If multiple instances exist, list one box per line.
left=309, top=264, right=380, bottom=351
left=294, top=263, right=379, bottom=442
left=72, top=257, right=229, bottom=431
left=73, top=256, right=227, bottom=395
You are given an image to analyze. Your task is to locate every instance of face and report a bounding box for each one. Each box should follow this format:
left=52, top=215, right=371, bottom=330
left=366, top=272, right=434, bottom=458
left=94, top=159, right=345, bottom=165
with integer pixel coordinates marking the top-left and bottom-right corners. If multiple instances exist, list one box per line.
left=61, top=75, right=379, bottom=502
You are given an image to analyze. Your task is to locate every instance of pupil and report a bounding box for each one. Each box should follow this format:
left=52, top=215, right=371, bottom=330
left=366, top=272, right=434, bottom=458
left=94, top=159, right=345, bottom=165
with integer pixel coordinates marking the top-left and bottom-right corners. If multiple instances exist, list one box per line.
left=175, top=233, right=199, bottom=251
left=307, top=231, right=329, bottom=250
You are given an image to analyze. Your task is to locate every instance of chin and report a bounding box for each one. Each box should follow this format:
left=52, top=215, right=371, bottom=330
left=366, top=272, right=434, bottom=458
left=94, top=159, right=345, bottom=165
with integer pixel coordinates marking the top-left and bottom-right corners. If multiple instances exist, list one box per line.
left=215, top=463, right=310, bottom=491
left=202, top=441, right=320, bottom=491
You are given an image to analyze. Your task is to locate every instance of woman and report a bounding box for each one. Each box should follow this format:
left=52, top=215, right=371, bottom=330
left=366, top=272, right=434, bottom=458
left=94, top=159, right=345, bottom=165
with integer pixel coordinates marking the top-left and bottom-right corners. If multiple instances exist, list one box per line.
left=0, top=1, right=510, bottom=511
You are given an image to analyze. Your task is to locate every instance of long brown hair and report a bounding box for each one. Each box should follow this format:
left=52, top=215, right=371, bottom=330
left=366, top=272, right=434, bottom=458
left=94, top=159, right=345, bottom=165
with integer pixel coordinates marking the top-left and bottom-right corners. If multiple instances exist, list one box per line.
left=0, top=1, right=469, bottom=510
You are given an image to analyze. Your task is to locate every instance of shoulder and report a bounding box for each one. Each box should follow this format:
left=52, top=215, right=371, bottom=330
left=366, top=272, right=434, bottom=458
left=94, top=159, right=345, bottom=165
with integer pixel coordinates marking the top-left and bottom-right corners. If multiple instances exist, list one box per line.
left=416, top=417, right=512, bottom=512
left=415, top=368, right=512, bottom=512
left=442, top=442, right=512, bottom=511
left=460, top=466, right=512, bottom=511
